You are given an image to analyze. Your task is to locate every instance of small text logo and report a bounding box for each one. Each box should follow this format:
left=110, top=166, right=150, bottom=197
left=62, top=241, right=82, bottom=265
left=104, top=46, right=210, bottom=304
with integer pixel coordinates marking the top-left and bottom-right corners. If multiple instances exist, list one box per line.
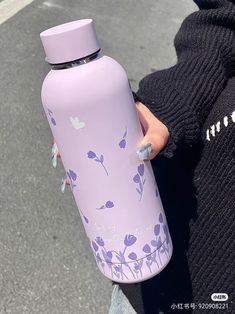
left=211, top=293, right=228, bottom=302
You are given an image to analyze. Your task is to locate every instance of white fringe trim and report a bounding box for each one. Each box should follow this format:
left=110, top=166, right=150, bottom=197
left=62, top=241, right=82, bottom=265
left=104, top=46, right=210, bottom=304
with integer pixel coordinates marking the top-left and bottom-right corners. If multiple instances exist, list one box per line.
left=206, top=111, right=234, bottom=142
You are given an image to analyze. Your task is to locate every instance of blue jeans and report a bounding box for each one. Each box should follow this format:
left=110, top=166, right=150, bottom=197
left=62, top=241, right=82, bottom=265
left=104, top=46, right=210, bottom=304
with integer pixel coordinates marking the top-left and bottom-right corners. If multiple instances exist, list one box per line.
left=109, top=284, right=164, bottom=314
left=109, top=284, right=138, bottom=314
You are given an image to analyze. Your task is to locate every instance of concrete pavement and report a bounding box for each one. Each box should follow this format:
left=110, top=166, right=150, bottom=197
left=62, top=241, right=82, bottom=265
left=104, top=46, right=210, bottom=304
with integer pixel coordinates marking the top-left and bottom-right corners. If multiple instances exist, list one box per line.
left=0, top=0, right=197, bottom=313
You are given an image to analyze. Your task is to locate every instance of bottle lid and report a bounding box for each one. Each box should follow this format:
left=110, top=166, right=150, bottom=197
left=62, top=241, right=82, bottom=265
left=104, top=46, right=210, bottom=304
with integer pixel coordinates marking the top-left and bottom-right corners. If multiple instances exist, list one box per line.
left=40, top=19, right=100, bottom=64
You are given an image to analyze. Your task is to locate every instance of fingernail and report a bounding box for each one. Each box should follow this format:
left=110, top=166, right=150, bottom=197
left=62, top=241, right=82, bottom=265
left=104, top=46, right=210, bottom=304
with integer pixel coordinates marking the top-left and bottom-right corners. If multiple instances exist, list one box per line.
left=60, top=178, right=66, bottom=193
left=51, top=142, right=58, bottom=156
left=136, top=143, right=153, bottom=160
left=65, top=177, right=70, bottom=185
left=51, top=143, right=58, bottom=168
left=52, top=154, right=57, bottom=168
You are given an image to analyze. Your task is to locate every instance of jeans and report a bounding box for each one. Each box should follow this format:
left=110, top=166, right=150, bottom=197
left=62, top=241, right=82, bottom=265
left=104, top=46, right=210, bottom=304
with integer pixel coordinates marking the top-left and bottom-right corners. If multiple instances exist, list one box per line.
left=109, top=284, right=138, bottom=314
left=109, top=284, right=165, bottom=314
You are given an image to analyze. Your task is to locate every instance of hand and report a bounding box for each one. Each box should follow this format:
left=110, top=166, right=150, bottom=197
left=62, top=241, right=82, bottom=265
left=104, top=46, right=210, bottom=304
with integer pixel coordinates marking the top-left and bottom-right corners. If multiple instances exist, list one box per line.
left=136, top=101, right=169, bottom=160
left=51, top=140, right=70, bottom=193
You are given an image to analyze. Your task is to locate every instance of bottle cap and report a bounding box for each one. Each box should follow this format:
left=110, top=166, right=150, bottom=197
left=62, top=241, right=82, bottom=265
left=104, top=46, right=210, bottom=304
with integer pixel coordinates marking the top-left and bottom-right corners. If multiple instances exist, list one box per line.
left=40, top=19, right=100, bottom=64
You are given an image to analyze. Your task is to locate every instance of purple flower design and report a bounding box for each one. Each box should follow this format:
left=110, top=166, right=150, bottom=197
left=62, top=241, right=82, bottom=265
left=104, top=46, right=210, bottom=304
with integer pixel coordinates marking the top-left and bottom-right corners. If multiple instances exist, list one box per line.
left=146, top=254, right=152, bottom=261
left=91, top=246, right=103, bottom=270
left=97, top=200, right=114, bottom=210
left=146, top=260, right=153, bottom=273
left=134, top=259, right=144, bottom=277
left=96, top=253, right=102, bottom=263
left=133, top=163, right=146, bottom=201
left=157, top=237, right=162, bottom=248
left=138, top=164, right=144, bottom=176
left=114, top=272, right=120, bottom=279
left=151, top=251, right=157, bottom=264
left=92, top=240, right=98, bottom=252
left=114, top=265, right=121, bottom=273
left=124, top=234, right=137, bottom=246
left=67, top=169, right=77, bottom=190
left=133, top=174, right=140, bottom=183
left=106, top=251, right=113, bottom=259
left=134, top=259, right=143, bottom=271
left=87, top=150, right=109, bottom=176
left=113, top=264, right=129, bottom=280
left=115, top=251, right=126, bottom=264
left=135, top=213, right=171, bottom=270
left=151, top=216, right=170, bottom=252
left=154, top=181, right=159, bottom=198
left=83, top=216, right=89, bottom=224
left=163, top=225, right=170, bottom=244
left=102, top=249, right=113, bottom=263
left=93, top=253, right=102, bottom=266
left=78, top=207, right=89, bottom=224
left=91, top=219, right=171, bottom=280
left=96, top=237, right=105, bottom=247
left=154, top=224, right=160, bottom=236
left=119, top=127, right=127, bottom=149
left=47, top=109, right=56, bottom=126
left=119, top=139, right=126, bottom=148
left=87, top=151, right=96, bottom=158
left=158, top=212, right=170, bottom=251
left=150, top=239, right=162, bottom=249
left=128, top=252, right=137, bottom=260
left=106, top=201, right=114, bottom=208
left=68, top=169, right=77, bottom=181
left=143, top=244, right=151, bottom=254
left=145, top=251, right=159, bottom=271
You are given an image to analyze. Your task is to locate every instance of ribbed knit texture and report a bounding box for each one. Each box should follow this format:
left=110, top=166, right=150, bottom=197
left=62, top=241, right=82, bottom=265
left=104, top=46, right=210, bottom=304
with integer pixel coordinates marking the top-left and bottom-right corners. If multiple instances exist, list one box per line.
left=131, top=1, right=235, bottom=313
left=134, top=0, right=235, bottom=157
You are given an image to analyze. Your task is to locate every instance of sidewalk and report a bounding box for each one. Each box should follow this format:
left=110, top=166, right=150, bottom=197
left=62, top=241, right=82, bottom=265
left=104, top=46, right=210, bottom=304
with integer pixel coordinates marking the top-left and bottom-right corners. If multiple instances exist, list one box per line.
left=0, top=1, right=196, bottom=313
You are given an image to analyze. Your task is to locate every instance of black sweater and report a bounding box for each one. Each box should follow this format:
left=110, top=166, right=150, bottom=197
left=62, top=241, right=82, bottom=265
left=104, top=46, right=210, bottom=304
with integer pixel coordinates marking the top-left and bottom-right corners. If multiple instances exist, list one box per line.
left=130, top=1, right=235, bottom=313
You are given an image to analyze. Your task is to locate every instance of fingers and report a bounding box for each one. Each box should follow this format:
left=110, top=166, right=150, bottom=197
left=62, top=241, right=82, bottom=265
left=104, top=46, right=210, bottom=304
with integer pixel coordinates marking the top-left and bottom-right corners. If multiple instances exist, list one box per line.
left=60, top=175, right=71, bottom=193
left=51, top=140, right=71, bottom=193
left=135, top=101, right=149, bottom=135
left=137, top=143, right=154, bottom=160
left=51, top=141, right=60, bottom=168
left=136, top=102, right=169, bottom=160
left=137, top=132, right=167, bottom=160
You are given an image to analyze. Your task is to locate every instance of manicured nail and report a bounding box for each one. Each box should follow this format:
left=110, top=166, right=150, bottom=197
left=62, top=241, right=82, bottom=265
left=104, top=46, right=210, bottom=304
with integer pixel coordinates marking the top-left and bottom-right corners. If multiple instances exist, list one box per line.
left=60, top=178, right=66, bottom=193
left=65, top=177, right=70, bottom=185
left=136, top=143, right=153, bottom=160
left=51, top=143, right=59, bottom=168
left=52, top=155, right=57, bottom=168
left=51, top=142, right=58, bottom=156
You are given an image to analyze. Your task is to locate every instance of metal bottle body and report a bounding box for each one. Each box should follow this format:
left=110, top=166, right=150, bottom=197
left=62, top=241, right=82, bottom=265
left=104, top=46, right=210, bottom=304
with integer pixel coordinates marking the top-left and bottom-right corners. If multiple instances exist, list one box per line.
left=41, top=54, right=173, bottom=283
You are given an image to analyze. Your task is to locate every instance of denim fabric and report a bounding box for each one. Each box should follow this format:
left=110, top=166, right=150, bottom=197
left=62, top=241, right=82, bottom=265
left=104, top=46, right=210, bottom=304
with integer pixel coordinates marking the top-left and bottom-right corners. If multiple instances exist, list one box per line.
left=109, top=284, right=138, bottom=314
left=109, top=284, right=164, bottom=314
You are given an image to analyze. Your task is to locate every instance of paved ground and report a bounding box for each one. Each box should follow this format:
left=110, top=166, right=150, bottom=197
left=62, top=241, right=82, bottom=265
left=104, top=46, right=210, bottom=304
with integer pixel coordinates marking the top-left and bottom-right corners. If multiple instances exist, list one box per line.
left=0, top=0, right=197, bottom=313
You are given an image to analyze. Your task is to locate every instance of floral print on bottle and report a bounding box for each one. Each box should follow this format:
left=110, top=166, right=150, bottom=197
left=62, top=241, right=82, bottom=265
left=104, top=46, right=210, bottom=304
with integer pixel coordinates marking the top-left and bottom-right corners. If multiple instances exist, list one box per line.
left=133, top=164, right=146, bottom=201
left=87, top=150, right=109, bottom=176
left=91, top=213, right=171, bottom=280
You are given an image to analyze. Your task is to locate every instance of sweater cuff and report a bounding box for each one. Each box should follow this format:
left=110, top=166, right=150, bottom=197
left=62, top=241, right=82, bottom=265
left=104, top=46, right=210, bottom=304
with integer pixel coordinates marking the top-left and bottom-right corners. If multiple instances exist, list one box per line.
left=133, top=79, right=200, bottom=158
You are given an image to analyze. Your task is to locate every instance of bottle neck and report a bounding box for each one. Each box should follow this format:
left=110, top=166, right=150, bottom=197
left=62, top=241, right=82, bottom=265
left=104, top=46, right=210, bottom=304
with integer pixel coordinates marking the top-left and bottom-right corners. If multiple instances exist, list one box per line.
left=49, top=49, right=101, bottom=70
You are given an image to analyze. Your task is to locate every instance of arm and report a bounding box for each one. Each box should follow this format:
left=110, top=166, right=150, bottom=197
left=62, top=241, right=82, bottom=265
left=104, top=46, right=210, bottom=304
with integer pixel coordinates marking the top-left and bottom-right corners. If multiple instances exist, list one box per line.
left=135, top=0, right=235, bottom=158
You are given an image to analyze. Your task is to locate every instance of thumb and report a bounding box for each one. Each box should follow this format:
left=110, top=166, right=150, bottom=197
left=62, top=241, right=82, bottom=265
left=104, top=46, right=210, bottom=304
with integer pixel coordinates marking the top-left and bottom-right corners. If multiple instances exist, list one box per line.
left=137, top=131, right=168, bottom=160
left=136, top=102, right=169, bottom=160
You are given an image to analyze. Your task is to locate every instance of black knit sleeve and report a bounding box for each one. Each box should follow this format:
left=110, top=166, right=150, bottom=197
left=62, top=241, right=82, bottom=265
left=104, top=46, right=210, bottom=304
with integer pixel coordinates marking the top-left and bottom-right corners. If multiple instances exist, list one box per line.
left=135, top=0, right=235, bottom=157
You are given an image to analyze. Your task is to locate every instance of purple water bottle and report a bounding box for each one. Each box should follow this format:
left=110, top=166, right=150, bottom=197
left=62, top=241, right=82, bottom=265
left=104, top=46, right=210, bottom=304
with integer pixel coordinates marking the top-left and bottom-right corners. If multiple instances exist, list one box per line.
left=40, top=19, right=173, bottom=283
